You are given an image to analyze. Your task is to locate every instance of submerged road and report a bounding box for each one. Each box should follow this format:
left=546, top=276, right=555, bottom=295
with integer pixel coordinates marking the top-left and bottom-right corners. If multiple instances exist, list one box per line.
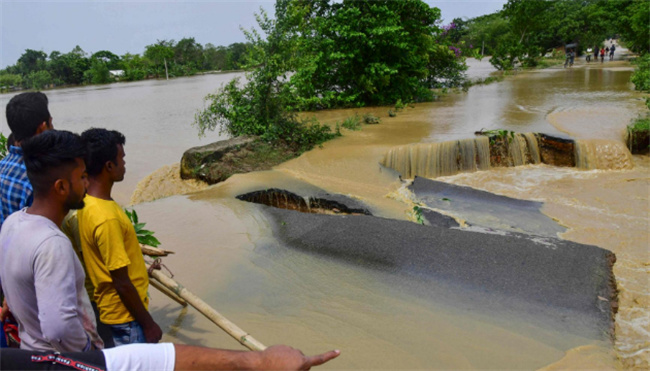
left=245, top=184, right=617, bottom=343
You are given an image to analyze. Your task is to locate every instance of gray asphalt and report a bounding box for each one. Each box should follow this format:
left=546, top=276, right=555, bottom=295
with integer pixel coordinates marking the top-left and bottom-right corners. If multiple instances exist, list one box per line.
left=409, top=176, right=567, bottom=237
left=254, top=202, right=616, bottom=340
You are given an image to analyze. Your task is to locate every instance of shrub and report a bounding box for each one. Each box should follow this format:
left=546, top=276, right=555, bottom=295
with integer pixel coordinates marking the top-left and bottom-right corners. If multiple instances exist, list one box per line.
left=631, top=54, right=650, bottom=92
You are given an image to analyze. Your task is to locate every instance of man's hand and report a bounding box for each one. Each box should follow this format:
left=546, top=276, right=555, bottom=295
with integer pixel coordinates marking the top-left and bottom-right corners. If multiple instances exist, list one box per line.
left=259, top=345, right=341, bottom=371
left=143, top=321, right=163, bottom=343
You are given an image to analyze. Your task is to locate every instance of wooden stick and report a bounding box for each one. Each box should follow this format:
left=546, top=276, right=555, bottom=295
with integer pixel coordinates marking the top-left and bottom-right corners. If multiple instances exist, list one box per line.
left=147, top=267, right=266, bottom=351
left=150, top=276, right=188, bottom=307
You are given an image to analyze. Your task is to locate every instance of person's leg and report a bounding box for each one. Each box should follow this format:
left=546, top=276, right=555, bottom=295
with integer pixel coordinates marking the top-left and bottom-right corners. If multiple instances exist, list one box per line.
left=109, top=321, right=146, bottom=346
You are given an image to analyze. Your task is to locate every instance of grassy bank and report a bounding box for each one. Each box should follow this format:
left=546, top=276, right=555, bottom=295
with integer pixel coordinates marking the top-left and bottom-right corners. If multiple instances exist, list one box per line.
left=627, top=116, right=650, bottom=154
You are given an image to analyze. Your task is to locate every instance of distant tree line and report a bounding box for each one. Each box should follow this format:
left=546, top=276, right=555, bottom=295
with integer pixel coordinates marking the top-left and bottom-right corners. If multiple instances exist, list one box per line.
left=0, top=38, right=251, bottom=90
left=448, top=0, right=648, bottom=70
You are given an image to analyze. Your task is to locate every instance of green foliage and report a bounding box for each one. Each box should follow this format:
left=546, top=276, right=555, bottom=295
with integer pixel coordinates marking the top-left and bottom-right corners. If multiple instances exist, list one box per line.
left=413, top=206, right=425, bottom=225
left=2, top=36, right=254, bottom=89
left=17, top=49, right=47, bottom=75
left=199, top=0, right=468, bottom=153
left=363, top=114, right=381, bottom=125
left=0, top=133, right=7, bottom=160
left=0, top=72, right=22, bottom=89
left=478, top=128, right=516, bottom=144
left=124, top=208, right=161, bottom=247
left=271, top=0, right=467, bottom=109
left=340, top=115, right=362, bottom=131
left=144, top=40, right=174, bottom=78
left=120, top=53, right=149, bottom=81
left=631, top=54, right=650, bottom=92
left=481, top=0, right=649, bottom=71
left=394, top=99, right=406, bottom=110
left=85, top=59, right=111, bottom=84
left=628, top=117, right=649, bottom=132
left=25, top=70, right=52, bottom=89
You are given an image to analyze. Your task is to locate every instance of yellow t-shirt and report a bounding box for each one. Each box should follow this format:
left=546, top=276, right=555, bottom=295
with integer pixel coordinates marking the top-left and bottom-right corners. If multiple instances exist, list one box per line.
left=77, top=194, right=149, bottom=325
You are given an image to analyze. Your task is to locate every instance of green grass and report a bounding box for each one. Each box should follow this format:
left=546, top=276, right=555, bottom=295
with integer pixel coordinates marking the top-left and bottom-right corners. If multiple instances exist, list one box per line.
left=628, top=117, right=650, bottom=132
left=340, top=115, right=362, bottom=131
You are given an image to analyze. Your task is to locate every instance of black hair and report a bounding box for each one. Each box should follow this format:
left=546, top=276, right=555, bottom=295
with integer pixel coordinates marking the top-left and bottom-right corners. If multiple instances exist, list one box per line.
left=6, top=133, right=14, bottom=150
left=81, top=128, right=126, bottom=176
left=21, top=130, right=87, bottom=195
left=5, top=92, right=51, bottom=142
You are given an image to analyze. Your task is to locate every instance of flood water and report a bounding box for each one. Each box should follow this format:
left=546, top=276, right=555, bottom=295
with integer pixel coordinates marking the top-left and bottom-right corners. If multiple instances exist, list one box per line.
left=1, top=50, right=647, bottom=369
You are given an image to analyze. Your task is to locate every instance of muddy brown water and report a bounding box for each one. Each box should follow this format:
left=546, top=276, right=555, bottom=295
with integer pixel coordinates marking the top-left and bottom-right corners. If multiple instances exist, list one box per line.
left=1, top=49, right=647, bottom=369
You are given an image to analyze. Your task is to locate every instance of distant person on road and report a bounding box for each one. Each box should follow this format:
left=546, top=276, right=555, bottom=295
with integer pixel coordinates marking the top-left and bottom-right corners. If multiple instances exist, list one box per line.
left=609, top=44, right=616, bottom=60
left=594, top=46, right=599, bottom=61
left=586, top=48, right=592, bottom=62
left=600, top=47, right=605, bottom=62
left=564, top=49, right=574, bottom=68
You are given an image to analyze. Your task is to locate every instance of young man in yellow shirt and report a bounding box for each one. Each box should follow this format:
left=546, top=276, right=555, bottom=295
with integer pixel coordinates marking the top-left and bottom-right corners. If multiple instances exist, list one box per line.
left=78, top=128, right=162, bottom=345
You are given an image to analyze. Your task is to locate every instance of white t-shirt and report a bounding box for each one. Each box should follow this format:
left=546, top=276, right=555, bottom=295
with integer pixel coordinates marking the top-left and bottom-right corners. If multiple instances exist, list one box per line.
left=102, top=343, right=175, bottom=371
left=0, top=210, right=101, bottom=351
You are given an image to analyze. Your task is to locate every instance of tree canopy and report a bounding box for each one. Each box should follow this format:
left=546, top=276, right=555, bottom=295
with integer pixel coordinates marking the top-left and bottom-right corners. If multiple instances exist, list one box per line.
left=195, top=0, right=467, bottom=150
left=1, top=38, right=252, bottom=90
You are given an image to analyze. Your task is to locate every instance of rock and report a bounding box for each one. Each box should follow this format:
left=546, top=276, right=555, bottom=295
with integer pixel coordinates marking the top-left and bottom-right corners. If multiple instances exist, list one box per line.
left=180, top=136, right=256, bottom=183
left=627, top=128, right=649, bottom=154
left=537, top=133, right=576, bottom=167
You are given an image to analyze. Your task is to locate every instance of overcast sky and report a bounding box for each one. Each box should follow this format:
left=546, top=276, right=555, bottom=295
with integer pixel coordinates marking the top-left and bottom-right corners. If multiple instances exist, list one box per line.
left=0, top=0, right=507, bottom=68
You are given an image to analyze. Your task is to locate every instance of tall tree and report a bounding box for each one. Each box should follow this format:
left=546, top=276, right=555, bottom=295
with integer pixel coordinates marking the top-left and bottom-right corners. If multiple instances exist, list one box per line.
left=17, top=49, right=47, bottom=75
left=144, top=40, right=174, bottom=79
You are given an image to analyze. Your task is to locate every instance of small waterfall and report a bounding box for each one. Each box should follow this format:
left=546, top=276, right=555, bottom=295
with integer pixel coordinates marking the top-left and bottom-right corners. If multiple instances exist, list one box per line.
left=382, top=137, right=491, bottom=179
left=523, top=133, right=541, bottom=164
left=382, top=133, right=543, bottom=179
left=575, top=139, right=634, bottom=170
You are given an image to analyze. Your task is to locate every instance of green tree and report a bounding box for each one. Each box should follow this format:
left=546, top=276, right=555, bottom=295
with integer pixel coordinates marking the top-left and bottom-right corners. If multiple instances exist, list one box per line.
left=47, top=46, right=90, bottom=85
left=196, top=0, right=466, bottom=150
left=463, top=13, right=510, bottom=56
left=119, top=53, right=149, bottom=81
left=0, top=72, right=23, bottom=89
left=144, top=40, right=174, bottom=78
left=25, top=70, right=52, bottom=89
left=173, top=37, right=203, bottom=68
left=202, top=43, right=229, bottom=70
left=270, top=0, right=465, bottom=108
left=605, top=0, right=649, bottom=54
left=17, top=49, right=47, bottom=75
left=91, top=50, right=121, bottom=70
left=85, top=58, right=111, bottom=84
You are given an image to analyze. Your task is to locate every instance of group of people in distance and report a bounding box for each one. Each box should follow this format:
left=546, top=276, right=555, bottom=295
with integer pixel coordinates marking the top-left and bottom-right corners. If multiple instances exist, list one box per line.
left=587, top=43, right=616, bottom=63
left=568, top=42, right=616, bottom=67
left=0, top=92, right=340, bottom=370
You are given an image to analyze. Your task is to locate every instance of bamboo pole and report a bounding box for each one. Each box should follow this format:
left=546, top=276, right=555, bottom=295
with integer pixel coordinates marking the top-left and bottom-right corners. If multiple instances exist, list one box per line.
left=149, top=276, right=187, bottom=307
left=147, top=266, right=266, bottom=351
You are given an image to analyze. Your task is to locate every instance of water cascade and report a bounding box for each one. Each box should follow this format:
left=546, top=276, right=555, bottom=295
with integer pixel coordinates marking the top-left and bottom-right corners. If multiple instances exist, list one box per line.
left=575, top=139, right=634, bottom=170
left=381, top=133, right=543, bottom=179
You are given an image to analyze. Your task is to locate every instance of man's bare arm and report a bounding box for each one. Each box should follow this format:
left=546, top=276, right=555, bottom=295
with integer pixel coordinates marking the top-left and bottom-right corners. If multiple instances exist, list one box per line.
left=110, top=266, right=162, bottom=343
left=173, top=344, right=341, bottom=371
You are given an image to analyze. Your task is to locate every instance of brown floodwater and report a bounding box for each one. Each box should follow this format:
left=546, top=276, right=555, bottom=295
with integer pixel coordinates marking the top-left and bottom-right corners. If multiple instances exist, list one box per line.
left=1, top=49, right=647, bottom=369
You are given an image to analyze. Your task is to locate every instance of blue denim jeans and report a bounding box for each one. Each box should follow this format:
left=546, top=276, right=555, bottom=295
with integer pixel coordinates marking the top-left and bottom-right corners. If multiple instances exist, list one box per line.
left=109, top=321, right=145, bottom=346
